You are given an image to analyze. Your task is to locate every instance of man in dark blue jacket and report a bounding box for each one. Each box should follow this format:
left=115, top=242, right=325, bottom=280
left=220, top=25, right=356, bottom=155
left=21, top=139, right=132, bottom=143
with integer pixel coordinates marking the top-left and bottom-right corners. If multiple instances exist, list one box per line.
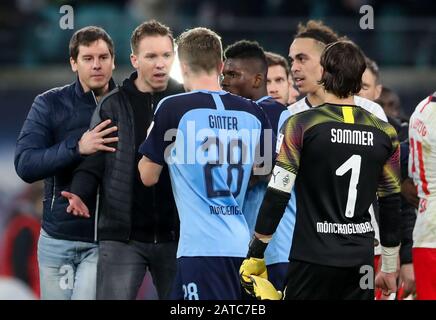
left=14, top=26, right=117, bottom=299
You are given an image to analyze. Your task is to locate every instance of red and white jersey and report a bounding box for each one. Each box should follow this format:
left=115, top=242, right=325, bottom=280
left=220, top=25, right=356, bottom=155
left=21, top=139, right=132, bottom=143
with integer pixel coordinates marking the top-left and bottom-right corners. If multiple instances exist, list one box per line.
left=409, top=93, right=436, bottom=248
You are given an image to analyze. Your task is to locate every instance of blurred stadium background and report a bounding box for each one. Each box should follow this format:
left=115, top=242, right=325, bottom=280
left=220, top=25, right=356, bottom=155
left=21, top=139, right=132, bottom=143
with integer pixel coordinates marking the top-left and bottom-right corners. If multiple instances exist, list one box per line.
left=0, top=0, right=435, bottom=299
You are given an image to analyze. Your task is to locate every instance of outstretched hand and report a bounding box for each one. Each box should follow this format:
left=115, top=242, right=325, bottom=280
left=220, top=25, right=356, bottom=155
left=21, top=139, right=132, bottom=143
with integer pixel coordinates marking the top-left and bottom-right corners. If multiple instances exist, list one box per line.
left=61, top=191, right=90, bottom=218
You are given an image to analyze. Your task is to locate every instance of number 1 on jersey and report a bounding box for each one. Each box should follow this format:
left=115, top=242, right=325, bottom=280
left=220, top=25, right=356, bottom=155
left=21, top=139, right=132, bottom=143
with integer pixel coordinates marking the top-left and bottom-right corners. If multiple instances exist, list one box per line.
left=335, top=154, right=362, bottom=218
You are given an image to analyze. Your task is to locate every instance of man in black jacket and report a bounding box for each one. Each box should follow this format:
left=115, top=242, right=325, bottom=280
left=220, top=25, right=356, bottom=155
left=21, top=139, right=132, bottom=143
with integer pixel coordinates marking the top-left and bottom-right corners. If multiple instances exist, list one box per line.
left=62, top=20, right=183, bottom=300
left=14, top=26, right=117, bottom=299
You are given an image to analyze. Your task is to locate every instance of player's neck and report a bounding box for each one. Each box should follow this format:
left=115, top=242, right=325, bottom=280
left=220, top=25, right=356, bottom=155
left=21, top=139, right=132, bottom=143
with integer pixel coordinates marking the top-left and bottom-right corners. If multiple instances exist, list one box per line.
left=323, top=92, right=355, bottom=105
left=78, top=78, right=110, bottom=102
left=134, top=76, right=154, bottom=93
left=188, top=75, right=222, bottom=92
left=252, top=87, right=269, bottom=101
left=307, top=91, right=325, bottom=107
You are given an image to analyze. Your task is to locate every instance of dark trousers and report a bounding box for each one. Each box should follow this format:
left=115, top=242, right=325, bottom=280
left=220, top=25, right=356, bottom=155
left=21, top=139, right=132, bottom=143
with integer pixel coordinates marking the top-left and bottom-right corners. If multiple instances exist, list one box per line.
left=267, top=262, right=289, bottom=292
left=97, top=240, right=177, bottom=300
left=284, top=260, right=374, bottom=300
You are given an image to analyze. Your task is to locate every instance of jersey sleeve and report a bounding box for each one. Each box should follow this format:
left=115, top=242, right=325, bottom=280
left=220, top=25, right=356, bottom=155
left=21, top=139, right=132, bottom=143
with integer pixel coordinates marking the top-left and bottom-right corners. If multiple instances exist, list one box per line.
left=278, top=109, right=291, bottom=136
left=354, top=95, right=388, bottom=122
left=275, top=115, right=303, bottom=175
left=254, top=104, right=274, bottom=170
left=138, top=99, right=175, bottom=165
left=377, top=127, right=401, bottom=197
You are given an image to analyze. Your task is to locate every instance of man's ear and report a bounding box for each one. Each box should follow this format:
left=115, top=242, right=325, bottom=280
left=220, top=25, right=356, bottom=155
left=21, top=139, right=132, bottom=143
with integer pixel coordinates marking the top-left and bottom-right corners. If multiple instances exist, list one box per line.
left=70, top=57, right=77, bottom=72
left=130, top=53, right=138, bottom=69
left=180, top=61, right=190, bottom=75
left=374, top=84, right=382, bottom=100
left=318, top=66, right=324, bottom=82
left=253, top=74, right=263, bottom=88
left=217, top=61, right=224, bottom=74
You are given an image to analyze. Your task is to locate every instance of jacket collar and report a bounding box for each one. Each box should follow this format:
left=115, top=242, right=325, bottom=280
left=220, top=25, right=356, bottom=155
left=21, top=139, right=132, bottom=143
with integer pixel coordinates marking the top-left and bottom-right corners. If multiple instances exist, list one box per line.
left=74, top=76, right=116, bottom=104
left=122, top=72, right=144, bottom=96
left=123, top=71, right=183, bottom=98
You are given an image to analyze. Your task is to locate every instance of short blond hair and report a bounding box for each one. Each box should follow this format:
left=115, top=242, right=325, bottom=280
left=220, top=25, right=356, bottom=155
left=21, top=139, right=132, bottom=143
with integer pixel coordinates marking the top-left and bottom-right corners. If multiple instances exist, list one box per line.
left=177, top=27, right=222, bottom=74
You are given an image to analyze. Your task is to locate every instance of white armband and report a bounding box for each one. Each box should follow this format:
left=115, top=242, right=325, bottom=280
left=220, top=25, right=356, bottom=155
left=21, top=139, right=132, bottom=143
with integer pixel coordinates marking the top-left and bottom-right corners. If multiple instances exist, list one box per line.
left=268, top=166, right=296, bottom=194
left=381, top=245, right=400, bottom=273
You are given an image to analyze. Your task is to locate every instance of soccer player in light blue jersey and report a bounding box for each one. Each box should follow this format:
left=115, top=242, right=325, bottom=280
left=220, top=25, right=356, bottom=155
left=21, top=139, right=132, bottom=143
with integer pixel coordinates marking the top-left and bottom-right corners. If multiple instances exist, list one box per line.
left=138, top=28, right=273, bottom=300
left=222, top=40, right=293, bottom=291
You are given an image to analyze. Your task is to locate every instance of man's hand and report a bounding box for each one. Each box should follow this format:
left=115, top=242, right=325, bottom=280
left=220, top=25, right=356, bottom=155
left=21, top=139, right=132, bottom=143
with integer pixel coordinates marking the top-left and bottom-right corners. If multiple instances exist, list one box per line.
left=250, top=275, right=282, bottom=300
left=61, top=191, right=90, bottom=218
left=398, top=263, right=416, bottom=299
left=375, top=271, right=398, bottom=297
left=239, top=257, right=267, bottom=297
left=78, top=119, right=118, bottom=155
left=401, top=178, right=419, bottom=209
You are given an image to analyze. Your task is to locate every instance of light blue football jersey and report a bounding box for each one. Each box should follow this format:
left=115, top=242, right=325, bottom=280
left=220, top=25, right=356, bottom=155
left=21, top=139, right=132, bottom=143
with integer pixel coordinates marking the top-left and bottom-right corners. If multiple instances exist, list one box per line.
left=139, top=90, right=272, bottom=258
left=242, top=96, right=295, bottom=265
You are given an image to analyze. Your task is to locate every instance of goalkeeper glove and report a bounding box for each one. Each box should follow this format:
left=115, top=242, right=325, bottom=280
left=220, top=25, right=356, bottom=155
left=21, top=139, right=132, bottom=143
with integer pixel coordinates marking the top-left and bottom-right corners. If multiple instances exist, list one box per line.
left=250, top=275, right=283, bottom=300
left=240, top=236, right=269, bottom=297
left=240, top=257, right=268, bottom=296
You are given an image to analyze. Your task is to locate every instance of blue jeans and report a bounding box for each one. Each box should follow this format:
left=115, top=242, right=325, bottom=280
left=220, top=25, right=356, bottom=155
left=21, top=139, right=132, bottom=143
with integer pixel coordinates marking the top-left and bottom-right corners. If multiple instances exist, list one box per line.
left=97, top=240, right=177, bottom=300
left=37, top=229, right=98, bottom=300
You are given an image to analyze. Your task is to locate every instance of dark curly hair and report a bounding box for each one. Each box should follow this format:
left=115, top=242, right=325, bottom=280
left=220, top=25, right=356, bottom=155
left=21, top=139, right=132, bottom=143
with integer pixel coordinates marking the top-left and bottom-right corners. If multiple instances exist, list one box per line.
left=224, top=40, right=267, bottom=75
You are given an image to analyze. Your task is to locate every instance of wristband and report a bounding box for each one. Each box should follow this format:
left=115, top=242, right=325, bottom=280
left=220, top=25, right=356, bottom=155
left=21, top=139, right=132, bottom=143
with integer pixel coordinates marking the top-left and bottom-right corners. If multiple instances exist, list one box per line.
left=247, top=236, right=269, bottom=259
left=381, top=245, right=400, bottom=273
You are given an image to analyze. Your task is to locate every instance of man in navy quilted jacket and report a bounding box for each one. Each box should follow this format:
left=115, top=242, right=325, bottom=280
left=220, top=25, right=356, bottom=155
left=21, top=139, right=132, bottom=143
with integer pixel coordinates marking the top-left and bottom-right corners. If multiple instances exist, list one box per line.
left=14, top=26, right=117, bottom=300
